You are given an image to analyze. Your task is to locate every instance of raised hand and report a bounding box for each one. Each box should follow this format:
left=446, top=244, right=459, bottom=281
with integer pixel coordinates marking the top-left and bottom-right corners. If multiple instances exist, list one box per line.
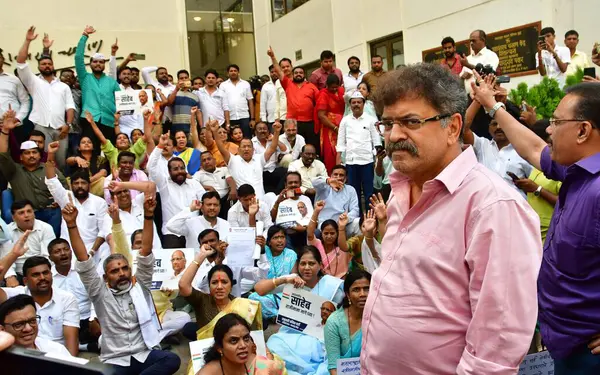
left=369, top=193, right=387, bottom=221
left=190, top=106, right=198, bottom=115
left=158, top=131, right=170, bottom=148
left=189, top=199, right=202, bottom=212
left=327, top=178, right=344, bottom=192
left=47, top=141, right=60, bottom=154
left=255, top=235, right=266, bottom=248
left=143, top=195, right=157, bottom=216
left=127, top=52, right=137, bottom=61
left=84, top=110, right=94, bottom=124
left=107, top=203, right=120, bottom=222
left=11, top=230, right=31, bottom=257
left=25, top=26, right=38, bottom=41
left=362, top=210, right=377, bottom=236
left=1, top=105, right=18, bottom=131
left=470, top=71, right=497, bottom=111
left=338, top=212, right=349, bottom=228
left=207, top=119, right=220, bottom=133
left=42, top=33, right=53, bottom=49
left=83, top=25, right=96, bottom=36
left=114, top=112, right=121, bottom=123
left=267, top=46, right=275, bottom=58
left=272, top=121, right=282, bottom=134
left=111, top=38, right=119, bottom=55
left=248, top=198, right=260, bottom=216
left=314, top=200, right=325, bottom=212
left=62, top=196, right=79, bottom=225
left=142, top=109, right=152, bottom=121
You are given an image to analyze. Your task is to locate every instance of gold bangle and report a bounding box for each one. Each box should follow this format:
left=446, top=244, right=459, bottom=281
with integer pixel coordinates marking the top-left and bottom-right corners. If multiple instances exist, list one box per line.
left=310, top=219, right=318, bottom=224
left=364, top=236, right=373, bottom=240
left=192, top=260, right=200, bottom=267
left=272, top=278, right=278, bottom=288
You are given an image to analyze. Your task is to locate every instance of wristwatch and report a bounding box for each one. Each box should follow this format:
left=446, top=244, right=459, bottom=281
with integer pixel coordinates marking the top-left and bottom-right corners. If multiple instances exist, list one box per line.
left=534, top=185, right=543, bottom=197
left=488, top=102, right=506, bottom=118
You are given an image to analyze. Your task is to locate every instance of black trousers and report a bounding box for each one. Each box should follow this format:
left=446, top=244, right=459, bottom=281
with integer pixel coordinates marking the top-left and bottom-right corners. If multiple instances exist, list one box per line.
left=297, top=121, right=319, bottom=153
left=263, top=167, right=287, bottom=194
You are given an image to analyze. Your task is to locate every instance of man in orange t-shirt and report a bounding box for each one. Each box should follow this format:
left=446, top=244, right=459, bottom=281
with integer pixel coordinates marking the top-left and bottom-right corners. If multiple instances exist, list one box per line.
left=267, top=47, right=320, bottom=151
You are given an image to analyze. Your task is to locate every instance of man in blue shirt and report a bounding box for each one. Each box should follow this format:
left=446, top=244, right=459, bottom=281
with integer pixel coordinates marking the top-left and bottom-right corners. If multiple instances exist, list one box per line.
left=75, top=25, right=121, bottom=151
left=313, top=164, right=360, bottom=236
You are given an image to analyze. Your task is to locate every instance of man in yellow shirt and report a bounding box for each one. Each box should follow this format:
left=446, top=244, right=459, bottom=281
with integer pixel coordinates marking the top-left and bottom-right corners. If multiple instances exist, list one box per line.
left=565, top=30, right=591, bottom=77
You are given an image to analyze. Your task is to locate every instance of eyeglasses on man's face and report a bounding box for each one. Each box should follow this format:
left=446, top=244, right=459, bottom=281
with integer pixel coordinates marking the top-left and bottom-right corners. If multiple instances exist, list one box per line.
left=376, top=113, right=452, bottom=131
left=3, top=315, right=40, bottom=331
left=548, top=117, right=584, bottom=128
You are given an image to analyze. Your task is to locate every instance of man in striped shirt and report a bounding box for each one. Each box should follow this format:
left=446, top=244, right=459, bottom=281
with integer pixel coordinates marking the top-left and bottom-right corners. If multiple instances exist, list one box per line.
left=166, top=69, right=202, bottom=134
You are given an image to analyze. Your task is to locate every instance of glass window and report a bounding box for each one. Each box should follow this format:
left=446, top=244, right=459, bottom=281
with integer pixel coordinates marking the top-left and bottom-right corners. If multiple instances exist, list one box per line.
left=370, top=33, right=404, bottom=71
left=272, top=0, right=311, bottom=21
left=186, top=0, right=257, bottom=78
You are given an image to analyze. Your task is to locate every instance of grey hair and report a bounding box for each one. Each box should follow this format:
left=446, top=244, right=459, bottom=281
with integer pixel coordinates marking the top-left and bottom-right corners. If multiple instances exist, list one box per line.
left=373, top=63, right=468, bottom=142
left=284, top=119, right=297, bottom=127
left=103, top=253, right=129, bottom=273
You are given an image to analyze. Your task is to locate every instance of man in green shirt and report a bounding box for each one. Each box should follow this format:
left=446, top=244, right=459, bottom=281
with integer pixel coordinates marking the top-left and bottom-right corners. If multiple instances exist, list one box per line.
left=75, top=25, right=121, bottom=151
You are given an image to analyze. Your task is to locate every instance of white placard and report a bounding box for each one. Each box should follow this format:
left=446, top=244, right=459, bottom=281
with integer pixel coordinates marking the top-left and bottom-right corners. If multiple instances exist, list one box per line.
left=226, top=227, right=255, bottom=268
left=276, top=284, right=330, bottom=341
left=190, top=330, right=266, bottom=373
left=275, top=199, right=302, bottom=225
left=518, top=351, right=554, bottom=375
left=337, top=358, right=360, bottom=375
left=115, top=89, right=154, bottom=115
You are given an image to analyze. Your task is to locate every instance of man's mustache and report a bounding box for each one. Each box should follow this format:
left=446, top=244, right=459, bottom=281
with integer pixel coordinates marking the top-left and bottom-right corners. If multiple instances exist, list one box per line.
left=387, top=140, right=419, bottom=157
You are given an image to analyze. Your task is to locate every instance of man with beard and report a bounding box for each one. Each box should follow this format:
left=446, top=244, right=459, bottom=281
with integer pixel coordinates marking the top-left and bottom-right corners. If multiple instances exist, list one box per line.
left=102, top=180, right=161, bottom=252
left=166, top=191, right=231, bottom=249
left=142, top=65, right=176, bottom=125
left=343, top=56, right=364, bottom=92
left=115, top=53, right=143, bottom=89
left=0, top=255, right=80, bottom=356
left=361, top=55, right=387, bottom=95
left=0, top=294, right=73, bottom=357
left=103, top=151, right=149, bottom=204
left=192, top=151, right=237, bottom=218
left=75, top=25, right=121, bottom=150
left=336, top=91, right=381, bottom=213
left=360, top=64, right=541, bottom=375
left=0, top=111, right=68, bottom=237
left=64, top=195, right=181, bottom=374
left=268, top=47, right=320, bottom=150
left=147, top=132, right=205, bottom=248
left=288, top=144, right=328, bottom=198
left=279, top=119, right=305, bottom=161
left=260, top=65, right=278, bottom=129
left=16, top=27, right=75, bottom=170
left=195, top=69, right=230, bottom=128
left=115, top=66, right=144, bottom=139
left=45, top=141, right=107, bottom=259
left=440, top=37, right=463, bottom=76
left=47, top=238, right=100, bottom=353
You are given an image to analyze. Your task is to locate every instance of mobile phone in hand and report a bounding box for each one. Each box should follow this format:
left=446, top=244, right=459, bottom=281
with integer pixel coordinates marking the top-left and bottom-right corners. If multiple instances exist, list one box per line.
left=584, top=67, right=596, bottom=78
left=507, top=172, right=519, bottom=181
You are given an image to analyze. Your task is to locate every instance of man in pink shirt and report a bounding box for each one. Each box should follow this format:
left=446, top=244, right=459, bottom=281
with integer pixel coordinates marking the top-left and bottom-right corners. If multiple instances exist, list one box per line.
left=360, top=64, right=542, bottom=374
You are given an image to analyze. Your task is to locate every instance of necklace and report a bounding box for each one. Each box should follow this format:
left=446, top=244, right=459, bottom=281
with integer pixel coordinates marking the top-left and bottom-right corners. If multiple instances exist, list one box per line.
left=219, top=357, right=249, bottom=374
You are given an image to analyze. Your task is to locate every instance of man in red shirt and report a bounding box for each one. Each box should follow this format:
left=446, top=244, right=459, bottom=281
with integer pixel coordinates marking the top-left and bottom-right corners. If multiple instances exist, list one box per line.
left=267, top=47, right=320, bottom=151
left=440, top=36, right=463, bottom=76
left=309, top=50, right=344, bottom=90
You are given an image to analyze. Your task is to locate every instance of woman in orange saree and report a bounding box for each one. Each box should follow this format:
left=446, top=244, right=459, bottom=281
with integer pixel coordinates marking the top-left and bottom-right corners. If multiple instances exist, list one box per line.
left=316, top=74, right=345, bottom=174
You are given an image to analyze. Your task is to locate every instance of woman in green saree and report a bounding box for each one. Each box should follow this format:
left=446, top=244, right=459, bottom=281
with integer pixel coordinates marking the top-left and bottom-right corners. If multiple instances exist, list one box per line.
left=323, top=269, right=371, bottom=374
